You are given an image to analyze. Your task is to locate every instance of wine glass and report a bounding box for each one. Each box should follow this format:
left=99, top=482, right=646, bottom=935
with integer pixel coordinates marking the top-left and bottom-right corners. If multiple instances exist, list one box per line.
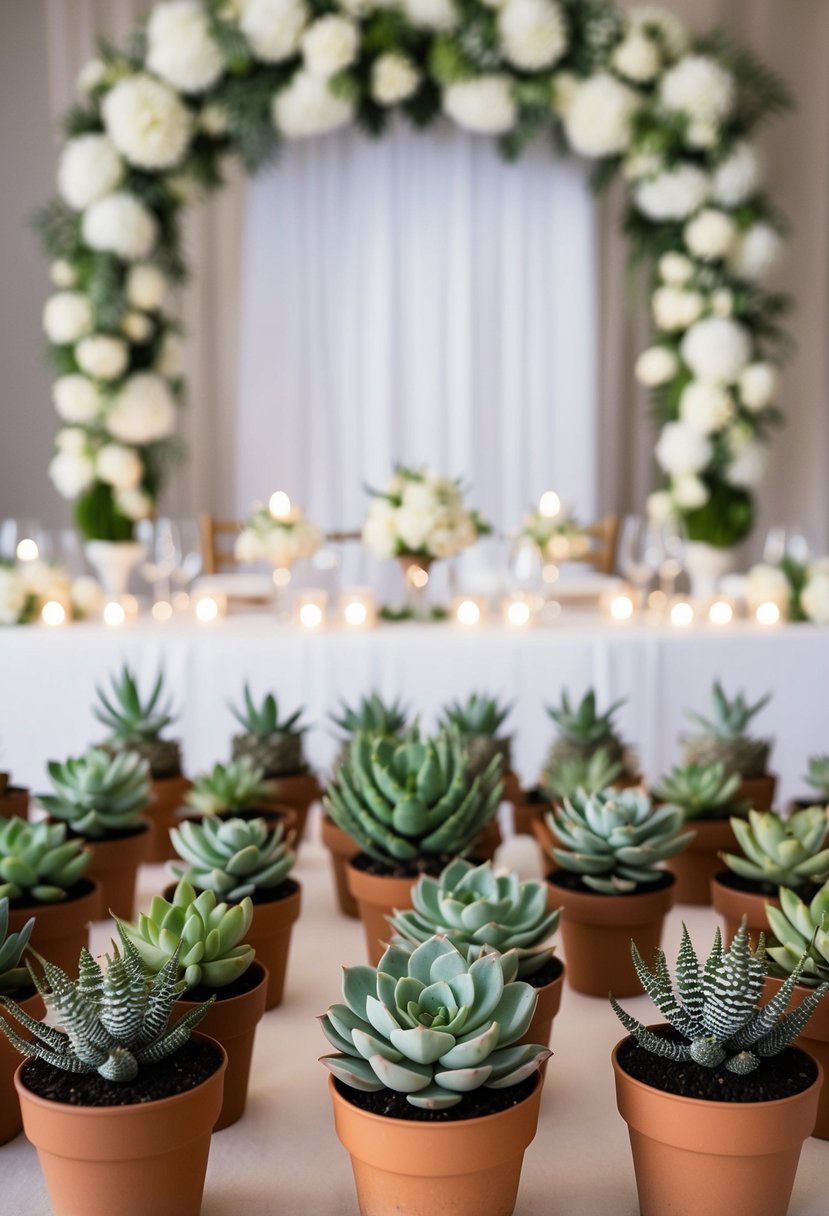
left=0, top=517, right=42, bottom=562
left=137, top=518, right=180, bottom=602
left=656, top=516, right=686, bottom=598
left=617, top=515, right=662, bottom=609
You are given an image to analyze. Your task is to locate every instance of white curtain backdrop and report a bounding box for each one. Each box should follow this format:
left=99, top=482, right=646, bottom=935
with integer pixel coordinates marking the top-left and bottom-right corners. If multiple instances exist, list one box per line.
left=236, top=121, right=598, bottom=540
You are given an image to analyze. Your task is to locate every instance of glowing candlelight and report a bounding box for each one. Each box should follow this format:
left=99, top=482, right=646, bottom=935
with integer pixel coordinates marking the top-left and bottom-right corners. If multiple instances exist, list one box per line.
left=453, top=596, right=486, bottom=627
left=152, top=600, right=174, bottom=622
left=195, top=595, right=220, bottom=623
left=16, top=538, right=39, bottom=562
left=503, top=594, right=532, bottom=627
left=670, top=600, right=694, bottom=628
left=708, top=599, right=734, bottom=626
left=296, top=590, right=327, bottom=630
left=103, top=600, right=126, bottom=627
left=756, top=601, right=781, bottom=626
left=41, top=600, right=66, bottom=627
left=538, top=491, right=561, bottom=519
left=340, top=588, right=376, bottom=630
left=269, top=491, right=292, bottom=519
left=609, top=594, right=634, bottom=621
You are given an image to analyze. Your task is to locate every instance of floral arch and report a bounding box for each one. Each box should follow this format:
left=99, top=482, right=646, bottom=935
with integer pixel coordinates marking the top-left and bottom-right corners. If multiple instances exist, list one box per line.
left=40, top=0, right=790, bottom=546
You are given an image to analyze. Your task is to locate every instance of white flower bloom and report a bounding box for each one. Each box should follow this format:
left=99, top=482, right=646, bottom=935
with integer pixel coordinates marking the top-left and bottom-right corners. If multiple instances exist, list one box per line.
left=50, top=260, right=77, bottom=289
left=686, top=117, right=719, bottom=150
left=57, top=135, right=122, bottom=211
left=680, top=317, right=751, bottom=385
left=396, top=506, right=440, bottom=553
left=77, top=57, right=107, bottom=95
left=156, top=333, right=184, bottom=378
left=711, top=288, right=734, bottom=318
left=198, top=104, right=230, bottom=136
left=52, top=374, right=102, bottom=424
left=43, top=292, right=93, bottom=345
left=628, top=6, right=689, bottom=59
left=273, top=70, right=355, bottom=138
left=444, top=76, right=516, bottom=135
left=672, top=474, right=709, bottom=509
left=71, top=576, right=105, bottom=617
left=115, top=488, right=154, bottom=521
left=126, top=264, right=167, bottom=311
left=660, top=55, right=735, bottom=124
left=82, top=193, right=159, bottom=261
left=635, top=345, right=678, bottom=386
left=658, top=252, right=693, bottom=286
left=403, top=0, right=458, bottom=29
left=684, top=208, right=736, bottom=261
left=746, top=563, right=789, bottom=609
left=371, top=54, right=420, bottom=106
left=106, top=374, right=176, bottom=444
left=552, top=70, right=579, bottom=118
left=0, top=568, right=27, bottom=626
left=801, top=572, right=829, bottom=625
left=102, top=74, right=193, bottom=170
left=497, top=0, right=568, bottom=72
left=634, top=164, right=709, bottom=220
left=19, top=559, right=68, bottom=601
left=96, top=443, right=143, bottom=490
left=122, top=311, right=153, bottom=343
left=712, top=142, right=762, bottom=207
left=612, top=30, right=660, bottom=83
left=302, top=15, right=359, bottom=77
left=362, top=500, right=399, bottom=560
left=76, top=334, right=129, bottom=381
left=679, top=382, right=734, bottom=434
left=235, top=527, right=265, bottom=563
left=646, top=489, right=674, bottom=524
left=55, top=427, right=89, bottom=455
left=655, top=421, right=712, bottom=476
left=730, top=223, right=783, bottom=282
left=739, top=362, right=778, bottom=411
left=146, top=0, right=225, bottom=93
left=652, top=286, right=703, bottom=332
left=240, top=0, right=309, bottom=62
left=49, top=449, right=96, bottom=499
left=564, top=73, right=639, bottom=158
left=725, top=435, right=767, bottom=488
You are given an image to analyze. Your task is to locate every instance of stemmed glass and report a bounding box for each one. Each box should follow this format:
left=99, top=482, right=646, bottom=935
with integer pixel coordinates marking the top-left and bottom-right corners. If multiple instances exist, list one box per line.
left=170, top=520, right=203, bottom=603
left=617, top=515, right=662, bottom=610
left=137, top=518, right=180, bottom=603
left=656, top=516, right=685, bottom=599
left=0, top=517, right=42, bottom=562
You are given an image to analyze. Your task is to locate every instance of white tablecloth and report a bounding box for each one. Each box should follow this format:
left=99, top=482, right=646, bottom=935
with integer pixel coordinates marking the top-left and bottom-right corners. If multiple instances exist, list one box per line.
left=3, top=824, right=828, bottom=1215
left=0, top=610, right=825, bottom=803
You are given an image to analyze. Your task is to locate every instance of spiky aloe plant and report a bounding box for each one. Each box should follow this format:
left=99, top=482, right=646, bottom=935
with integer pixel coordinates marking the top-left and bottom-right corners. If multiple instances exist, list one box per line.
left=548, top=788, right=694, bottom=894
left=169, top=816, right=295, bottom=902
left=324, top=731, right=502, bottom=869
left=93, top=664, right=182, bottom=778
left=544, top=689, right=636, bottom=779
left=185, top=757, right=276, bottom=817
left=766, top=881, right=829, bottom=986
left=389, top=859, right=559, bottom=978
left=438, top=693, right=513, bottom=779
left=0, top=897, right=34, bottom=994
left=0, top=935, right=212, bottom=1081
left=229, top=684, right=307, bottom=776
left=682, top=681, right=772, bottom=779
left=611, top=920, right=828, bottom=1074
left=721, top=808, right=829, bottom=891
left=320, top=936, right=550, bottom=1110
left=650, top=761, right=744, bottom=820
left=804, top=755, right=829, bottom=802
left=541, top=747, right=623, bottom=804
left=38, top=747, right=151, bottom=838
left=0, top=820, right=90, bottom=904
left=330, top=693, right=411, bottom=740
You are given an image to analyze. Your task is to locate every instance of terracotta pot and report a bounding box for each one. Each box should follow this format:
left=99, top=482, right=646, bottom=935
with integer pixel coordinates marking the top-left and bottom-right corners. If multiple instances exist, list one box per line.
left=522, top=959, right=565, bottom=1049
left=321, top=815, right=360, bottom=918
left=549, top=872, right=675, bottom=998
left=509, top=788, right=552, bottom=837
left=664, top=818, right=740, bottom=906
left=0, top=990, right=42, bottom=1145
left=0, top=785, right=29, bottom=821
left=7, top=881, right=100, bottom=976
left=710, top=871, right=780, bottom=947
left=175, top=960, right=267, bottom=1131
left=85, top=822, right=153, bottom=920
left=246, top=882, right=301, bottom=1011
left=266, top=772, right=320, bottom=841
left=346, top=861, right=417, bottom=966
left=329, top=1072, right=543, bottom=1216
left=612, top=1034, right=822, bottom=1216
left=473, top=816, right=502, bottom=862
left=15, top=1032, right=226, bottom=1216
left=738, top=774, right=776, bottom=811
left=146, top=775, right=191, bottom=863
left=764, top=974, right=829, bottom=1140
left=501, top=770, right=522, bottom=806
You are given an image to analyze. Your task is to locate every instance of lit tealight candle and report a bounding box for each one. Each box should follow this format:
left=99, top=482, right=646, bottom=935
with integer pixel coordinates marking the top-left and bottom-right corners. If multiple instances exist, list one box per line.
left=296, top=590, right=327, bottom=630
left=152, top=600, right=174, bottom=622
left=538, top=490, right=561, bottom=519
left=16, top=538, right=39, bottom=562
left=41, top=599, right=66, bottom=627
left=268, top=491, right=292, bottom=519
left=195, top=595, right=220, bottom=623
left=340, top=588, right=377, bottom=630
left=503, top=594, right=532, bottom=628
left=670, top=600, right=694, bottom=628
left=756, top=601, right=781, bottom=627
left=452, top=596, right=486, bottom=627
left=609, top=594, right=634, bottom=622
left=708, top=599, right=734, bottom=626
left=272, top=567, right=292, bottom=589
left=103, top=600, right=126, bottom=627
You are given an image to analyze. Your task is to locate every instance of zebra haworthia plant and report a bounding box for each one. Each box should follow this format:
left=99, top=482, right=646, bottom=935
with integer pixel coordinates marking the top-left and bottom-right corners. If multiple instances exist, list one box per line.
left=766, top=881, right=829, bottom=986
left=185, top=757, right=276, bottom=817
left=169, top=816, right=295, bottom=902
left=721, top=807, right=829, bottom=890
left=38, top=747, right=151, bottom=838
left=0, top=820, right=90, bottom=904
left=0, top=897, right=34, bottom=995
left=93, top=663, right=182, bottom=778
left=611, top=920, right=829, bottom=1075
left=319, top=936, right=550, bottom=1111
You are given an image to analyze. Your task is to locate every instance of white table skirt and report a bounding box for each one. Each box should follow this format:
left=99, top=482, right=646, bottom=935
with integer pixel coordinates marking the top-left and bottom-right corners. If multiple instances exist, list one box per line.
left=0, top=610, right=825, bottom=803
left=3, top=824, right=828, bottom=1215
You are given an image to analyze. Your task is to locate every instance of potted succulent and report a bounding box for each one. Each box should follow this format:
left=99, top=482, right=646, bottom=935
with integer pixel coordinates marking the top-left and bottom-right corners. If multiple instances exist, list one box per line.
left=0, top=819, right=98, bottom=973
left=388, top=858, right=563, bottom=1048
left=0, top=898, right=37, bottom=1145
left=120, top=880, right=266, bottom=1130
left=0, top=752, right=29, bottom=821
left=711, top=806, right=829, bottom=944
left=790, top=754, right=829, bottom=812
left=765, top=880, right=829, bottom=1138
left=325, top=731, right=502, bottom=964
left=650, top=761, right=745, bottom=905
left=533, top=747, right=624, bottom=858
left=542, top=788, right=693, bottom=996
left=0, top=937, right=224, bottom=1216
left=320, top=935, right=550, bottom=1216
left=168, top=815, right=299, bottom=1011
left=611, top=921, right=827, bottom=1216
left=184, top=757, right=296, bottom=834
left=93, top=664, right=190, bottom=862
left=681, top=681, right=776, bottom=809
left=229, top=685, right=319, bottom=839
left=438, top=693, right=519, bottom=797
left=37, top=747, right=152, bottom=918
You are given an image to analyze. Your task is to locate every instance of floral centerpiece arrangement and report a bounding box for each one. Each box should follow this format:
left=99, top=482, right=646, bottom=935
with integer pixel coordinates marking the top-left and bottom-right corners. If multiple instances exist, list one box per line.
left=746, top=556, right=829, bottom=624
left=234, top=499, right=323, bottom=569
left=362, top=465, right=490, bottom=563
left=0, top=559, right=102, bottom=625
left=514, top=504, right=588, bottom=563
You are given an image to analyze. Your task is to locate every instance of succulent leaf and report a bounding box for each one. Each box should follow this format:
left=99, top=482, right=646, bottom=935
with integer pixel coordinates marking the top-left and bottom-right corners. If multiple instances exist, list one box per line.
left=722, top=808, right=829, bottom=890
left=37, top=747, right=150, bottom=838
left=0, top=819, right=91, bottom=904
left=169, top=815, right=294, bottom=901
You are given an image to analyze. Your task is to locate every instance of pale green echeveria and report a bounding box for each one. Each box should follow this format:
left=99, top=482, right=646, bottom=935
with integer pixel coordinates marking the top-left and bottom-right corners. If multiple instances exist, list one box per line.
left=389, top=859, right=560, bottom=979
left=722, top=807, right=829, bottom=889
left=766, top=881, right=829, bottom=986
left=541, top=747, right=623, bottom=803
left=320, top=936, right=550, bottom=1110
left=119, top=880, right=254, bottom=990
left=169, top=815, right=295, bottom=901
left=37, top=747, right=151, bottom=838
left=650, top=761, right=742, bottom=819
left=804, top=755, right=829, bottom=801
left=0, top=896, right=34, bottom=994
left=0, top=819, right=90, bottom=903
left=185, top=756, right=276, bottom=816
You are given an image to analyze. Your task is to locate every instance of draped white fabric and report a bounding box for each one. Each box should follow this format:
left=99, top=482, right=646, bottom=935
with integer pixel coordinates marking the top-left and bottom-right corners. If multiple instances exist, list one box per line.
left=236, top=121, right=598, bottom=539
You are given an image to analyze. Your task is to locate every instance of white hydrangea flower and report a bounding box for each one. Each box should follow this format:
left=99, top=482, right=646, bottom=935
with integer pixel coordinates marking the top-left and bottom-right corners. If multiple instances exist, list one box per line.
left=652, top=286, right=703, bottom=331
left=77, top=57, right=107, bottom=95
left=551, top=70, right=579, bottom=118
left=684, top=208, right=736, bottom=261
left=628, top=6, right=689, bottom=59
left=156, top=333, right=185, bottom=379
left=497, top=0, right=568, bottom=73
left=106, top=374, right=176, bottom=444
left=680, top=317, right=751, bottom=385
left=444, top=76, right=516, bottom=135
left=126, top=264, right=167, bottom=311
left=730, top=222, right=783, bottom=282
left=82, top=193, right=159, bottom=261
left=49, top=449, right=96, bottom=499
left=725, top=434, right=767, bottom=489
left=240, top=0, right=311, bottom=61
left=0, top=568, right=27, bottom=626
left=672, top=473, right=709, bottom=509
left=115, top=487, right=154, bottom=521
left=679, top=382, right=734, bottom=434
left=646, top=489, right=674, bottom=524
left=362, top=499, right=399, bottom=560
left=712, top=142, right=761, bottom=207
left=371, top=54, right=420, bottom=106
left=146, top=0, right=225, bottom=93
left=686, top=116, right=719, bottom=150
left=43, top=292, right=93, bottom=345
left=102, top=74, right=193, bottom=170
left=273, top=70, right=355, bottom=137
left=96, top=443, right=143, bottom=490
left=739, top=362, right=778, bottom=411
left=50, top=260, right=77, bottom=289
left=55, top=427, right=89, bottom=454
left=801, top=571, right=829, bottom=625
left=301, top=15, right=359, bottom=77
left=656, top=421, right=712, bottom=476
left=658, top=252, right=693, bottom=285
left=122, top=312, right=154, bottom=343
left=659, top=55, right=735, bottom=124
left=635, top=345, right=678, bottom=387
left=52, top=374, right=102, bottom=424
left=70, top=575, right=105, bottom=617
left=76, top=334, right=130, bottom=381
left=612, top=30, right=660, bottom=83
left=235, top=527, right=265, bottom=563
left=403, top=0, right=458, bottom=29
left=57, top=135, right=122, bottom=211
left=634, top=164, right=709, bottom=220
left=564, top=73, right=639, bottom=158
left=711, top=288, right=734, bottom=318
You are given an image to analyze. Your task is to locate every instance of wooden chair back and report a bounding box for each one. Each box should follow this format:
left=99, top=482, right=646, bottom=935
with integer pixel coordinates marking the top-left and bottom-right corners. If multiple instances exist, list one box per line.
left=580, top=514, right=620, bottom=575
left=199, top=516, right=363, bottom=574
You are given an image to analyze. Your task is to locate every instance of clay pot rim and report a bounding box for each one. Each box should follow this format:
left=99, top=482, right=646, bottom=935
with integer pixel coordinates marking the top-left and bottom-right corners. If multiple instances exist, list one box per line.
left=0, top=784, right=29, bottom=795
left=180, top=958, right=269, bottom=1006
left=162, top=878, right=300, bottom=908
left=328, top=1069, right=541, bottom=1132
left=10, top=876, right=100, bottom=914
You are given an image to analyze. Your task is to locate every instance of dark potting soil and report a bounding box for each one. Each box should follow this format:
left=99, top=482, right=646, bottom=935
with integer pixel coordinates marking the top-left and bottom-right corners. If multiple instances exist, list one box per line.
left=524, top=788, right=553, bottom=807
left=66, top=822, right=149, bottom=844
left=351, top=852, right=454, bottom=880
left=183, top=963, right=263, bottom=1003
left=547, top=869, right=675, bottom=898
left=617, top=1035, right=818, bottom=1103
left=21, top=1037, right=222, bottom=1107
left=8, top=878, right=97, bottom=912
left=525, top=956, right=564, bottom=989
left=335, top=1073, right=537, bottom=1122
left=250, top=877, right=299, bottom=906
left=713, top=870, right=820, bottom=902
